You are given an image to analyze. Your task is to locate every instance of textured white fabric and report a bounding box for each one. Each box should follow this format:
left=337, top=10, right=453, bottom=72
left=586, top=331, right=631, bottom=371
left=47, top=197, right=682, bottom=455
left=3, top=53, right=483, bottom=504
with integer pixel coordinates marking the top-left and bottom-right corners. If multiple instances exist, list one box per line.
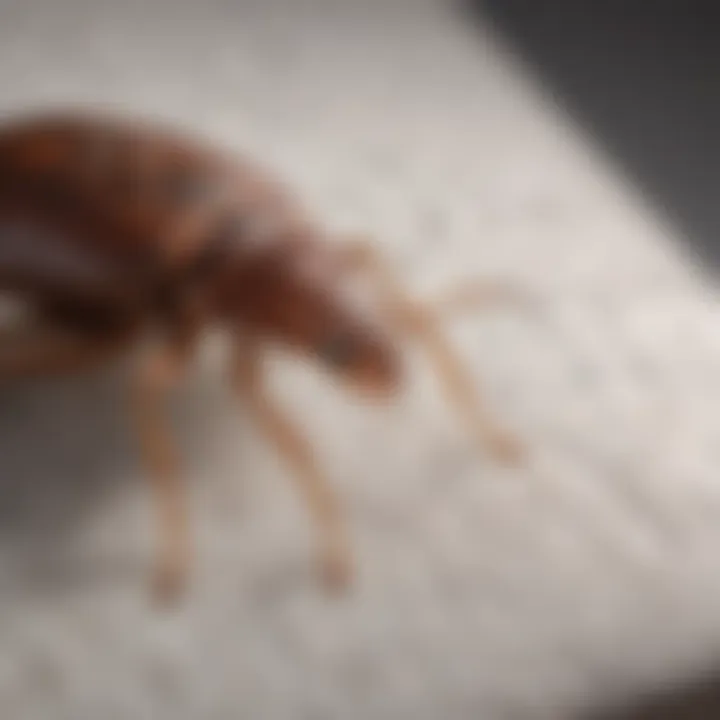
left=0, top=1, right=719, bottom=718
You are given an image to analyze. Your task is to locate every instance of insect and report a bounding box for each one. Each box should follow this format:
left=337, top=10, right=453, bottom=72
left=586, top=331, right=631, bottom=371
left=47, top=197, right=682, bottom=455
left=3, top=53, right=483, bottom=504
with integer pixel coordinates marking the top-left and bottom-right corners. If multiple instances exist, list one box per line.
left=0, top=109, right=527, bottom=603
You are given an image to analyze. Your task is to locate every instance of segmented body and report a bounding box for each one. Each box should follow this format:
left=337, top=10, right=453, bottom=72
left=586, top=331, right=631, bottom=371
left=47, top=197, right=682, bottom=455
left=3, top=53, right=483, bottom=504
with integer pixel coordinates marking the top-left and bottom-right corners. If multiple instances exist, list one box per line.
left=0, top=112, right=312, bottom=332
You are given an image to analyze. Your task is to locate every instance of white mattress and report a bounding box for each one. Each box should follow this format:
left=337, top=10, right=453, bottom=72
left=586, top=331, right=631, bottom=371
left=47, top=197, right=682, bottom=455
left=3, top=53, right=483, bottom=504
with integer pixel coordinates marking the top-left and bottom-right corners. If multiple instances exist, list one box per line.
left=0, top=1, right=719, bottom=717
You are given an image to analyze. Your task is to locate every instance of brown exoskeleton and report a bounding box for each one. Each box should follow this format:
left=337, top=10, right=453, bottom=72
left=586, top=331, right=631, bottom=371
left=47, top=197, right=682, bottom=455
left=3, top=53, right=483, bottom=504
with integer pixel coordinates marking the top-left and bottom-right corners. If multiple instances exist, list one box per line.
left=0, top=109, right=527, bottom=603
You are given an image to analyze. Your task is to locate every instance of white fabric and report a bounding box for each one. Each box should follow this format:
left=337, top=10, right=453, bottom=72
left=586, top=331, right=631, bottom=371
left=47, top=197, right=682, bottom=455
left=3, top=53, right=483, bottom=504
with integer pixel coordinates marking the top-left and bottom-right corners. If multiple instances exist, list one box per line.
left=0, top=1, right=718, bottom=717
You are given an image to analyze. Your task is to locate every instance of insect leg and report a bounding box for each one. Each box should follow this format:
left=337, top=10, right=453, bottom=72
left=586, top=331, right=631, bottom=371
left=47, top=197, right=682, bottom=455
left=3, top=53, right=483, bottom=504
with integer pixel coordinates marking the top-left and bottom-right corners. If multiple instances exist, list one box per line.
left=397, top=303, right=524, bottom=464
left=335, top=238, right=524, bottom=465
left=335, top=236, right=533, bottom=317
left=130, top=339, right=192, bottom=604
left=231, top=338, right=351, bottom=592
left=424, top=280, right=536, bottom=317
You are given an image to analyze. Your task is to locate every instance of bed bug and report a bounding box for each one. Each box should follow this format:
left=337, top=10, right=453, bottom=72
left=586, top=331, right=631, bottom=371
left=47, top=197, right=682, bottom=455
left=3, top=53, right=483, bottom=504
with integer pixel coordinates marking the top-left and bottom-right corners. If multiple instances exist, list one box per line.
left=0, top=109, right=528, bottom=603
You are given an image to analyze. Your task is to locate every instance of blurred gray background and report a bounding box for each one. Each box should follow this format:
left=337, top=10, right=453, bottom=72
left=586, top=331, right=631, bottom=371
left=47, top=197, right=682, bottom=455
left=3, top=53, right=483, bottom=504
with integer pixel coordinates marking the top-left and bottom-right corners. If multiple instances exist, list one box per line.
left=2, top=1, right=720, bottom=718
